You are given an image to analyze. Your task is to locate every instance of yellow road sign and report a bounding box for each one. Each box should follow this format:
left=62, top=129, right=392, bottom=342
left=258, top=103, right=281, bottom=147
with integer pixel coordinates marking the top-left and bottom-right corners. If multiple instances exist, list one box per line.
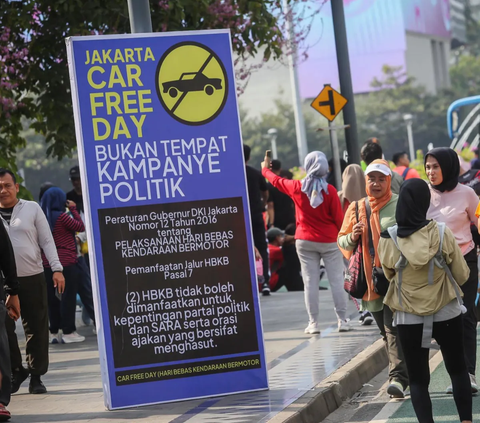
left=311, top=85, right=347, bottom=122
left=156, top=42, right=228, bottom=126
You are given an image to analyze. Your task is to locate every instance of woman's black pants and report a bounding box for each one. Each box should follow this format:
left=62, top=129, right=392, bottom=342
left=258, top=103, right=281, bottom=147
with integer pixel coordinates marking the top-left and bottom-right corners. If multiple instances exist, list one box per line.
left=397, top=315, right=472, bottom=423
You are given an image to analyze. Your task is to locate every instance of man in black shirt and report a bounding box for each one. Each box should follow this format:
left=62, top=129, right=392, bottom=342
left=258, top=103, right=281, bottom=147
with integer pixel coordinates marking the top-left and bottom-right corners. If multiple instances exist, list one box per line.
left=266, top=160, right=295, bottom=230
left=0, top=218, right=20, bottom=421
left=66, top=166, right=83, bottom=215
left=244, top=145, right=270, bottom=296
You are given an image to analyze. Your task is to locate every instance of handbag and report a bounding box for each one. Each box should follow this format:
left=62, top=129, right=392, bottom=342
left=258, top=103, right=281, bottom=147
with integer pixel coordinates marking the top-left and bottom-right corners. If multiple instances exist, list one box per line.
left=344, top=202, right=368, bottom=299
left=365, top=200, right=390, bottom=296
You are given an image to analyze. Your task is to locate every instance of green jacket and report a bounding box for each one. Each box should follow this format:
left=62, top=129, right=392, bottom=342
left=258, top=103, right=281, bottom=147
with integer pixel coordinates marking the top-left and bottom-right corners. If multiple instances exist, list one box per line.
left=378, top=221, right=469, bottom=316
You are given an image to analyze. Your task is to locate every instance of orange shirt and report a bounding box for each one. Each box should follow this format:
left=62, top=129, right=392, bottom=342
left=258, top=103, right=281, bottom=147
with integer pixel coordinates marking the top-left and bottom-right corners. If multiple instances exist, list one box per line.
left=393, top=166, right=421, bottom=180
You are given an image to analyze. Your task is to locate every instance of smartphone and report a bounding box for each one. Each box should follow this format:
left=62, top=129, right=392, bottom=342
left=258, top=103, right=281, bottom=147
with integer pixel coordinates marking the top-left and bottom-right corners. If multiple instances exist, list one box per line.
left=55, top=287, right=62, bottom=301
left=266, top=150, right=272, bottom=158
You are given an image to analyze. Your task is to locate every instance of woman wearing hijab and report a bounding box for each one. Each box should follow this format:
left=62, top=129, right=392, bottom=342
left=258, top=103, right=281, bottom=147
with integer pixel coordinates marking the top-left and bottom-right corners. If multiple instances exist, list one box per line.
left=41, top=187, right=86, bottom=344
left=425, top=147, right=480, bottom=394
left=379, top=179, right=472, bottom=423
left=261, top=151, right=350, bottom=334
left=338, top=159, right=409, bottom=398
left=338, top=164, right=367, bottom=214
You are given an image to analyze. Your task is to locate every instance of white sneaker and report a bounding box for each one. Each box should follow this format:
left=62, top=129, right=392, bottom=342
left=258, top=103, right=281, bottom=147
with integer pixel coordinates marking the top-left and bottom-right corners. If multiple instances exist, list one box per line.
left=49, top=333, right=59, bottom=344
left=304, top=323, right=320, bottom=335
left=387, top=381, right=405, bottom=398
left=470, top=373, right=478, bottom=394
left=338, top=319, right=352, bottom=332
left=62, top=332, right=85, bottom=344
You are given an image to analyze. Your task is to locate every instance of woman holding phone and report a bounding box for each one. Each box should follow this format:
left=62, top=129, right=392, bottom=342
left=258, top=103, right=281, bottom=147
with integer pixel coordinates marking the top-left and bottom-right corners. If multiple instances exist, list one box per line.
left=261, top=151, right=350, bottom=334
left=41, top=187, right=86, bottom=344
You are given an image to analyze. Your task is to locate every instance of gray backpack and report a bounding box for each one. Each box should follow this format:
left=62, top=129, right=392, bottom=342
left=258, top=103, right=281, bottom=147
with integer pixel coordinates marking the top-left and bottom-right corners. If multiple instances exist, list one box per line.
left=387, top=222, right=466, bottom=349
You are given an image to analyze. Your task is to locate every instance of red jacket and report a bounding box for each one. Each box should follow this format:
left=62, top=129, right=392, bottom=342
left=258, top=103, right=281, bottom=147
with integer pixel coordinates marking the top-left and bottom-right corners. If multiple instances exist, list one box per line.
left=262, top=168, right=343, bottom=243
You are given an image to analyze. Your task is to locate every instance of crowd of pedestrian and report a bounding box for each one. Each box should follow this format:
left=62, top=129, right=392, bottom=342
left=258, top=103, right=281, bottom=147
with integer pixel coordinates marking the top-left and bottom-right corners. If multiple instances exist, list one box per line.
left=244, top=139, right=478, bottom=423
left=0, top=166, right=95, bottom=421
left=1, top=137, right=479, bottom=423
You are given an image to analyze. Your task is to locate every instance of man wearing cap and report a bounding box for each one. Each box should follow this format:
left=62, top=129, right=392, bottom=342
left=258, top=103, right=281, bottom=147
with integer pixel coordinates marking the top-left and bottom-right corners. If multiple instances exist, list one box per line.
left=66, top=166, right=96, bottom=328
left=67, top=166, right=84, bottom=215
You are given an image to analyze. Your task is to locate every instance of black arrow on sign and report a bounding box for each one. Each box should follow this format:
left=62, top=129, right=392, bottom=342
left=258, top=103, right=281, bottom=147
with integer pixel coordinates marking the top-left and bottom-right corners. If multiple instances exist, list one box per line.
left=319, top=89, right=335, bottom=116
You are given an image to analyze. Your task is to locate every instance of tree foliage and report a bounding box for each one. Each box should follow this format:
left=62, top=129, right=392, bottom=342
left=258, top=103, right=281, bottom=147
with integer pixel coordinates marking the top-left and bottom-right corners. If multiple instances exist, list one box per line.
left=0, top=0, right=319, bottom=173
left=356, top=65, right=456, bottom=161
left=240, top=98, right=334, bottom=170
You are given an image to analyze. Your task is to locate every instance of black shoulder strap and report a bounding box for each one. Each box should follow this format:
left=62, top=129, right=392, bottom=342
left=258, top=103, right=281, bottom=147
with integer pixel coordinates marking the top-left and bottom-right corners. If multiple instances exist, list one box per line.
left=365, top=199, right=374, bottom=259
left=402, top=167, right=410, bottom=180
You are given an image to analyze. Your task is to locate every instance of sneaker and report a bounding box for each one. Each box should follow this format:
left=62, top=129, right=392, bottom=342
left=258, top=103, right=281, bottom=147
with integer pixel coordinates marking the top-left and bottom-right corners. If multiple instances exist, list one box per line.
left=261, top=282, right=271, bottom=296
left=470, top=373, right=478, bottom=394
left=62, top=332, right=85, bottom=344
left=338, top=319, right=352, bottom=332
left=0, top=404, right=11, bottom=422
left=29, top=375, right=47, bottom=394
left=304, top=322, right=320, bottom=335
left=387, top=381, right=405, bottom=398
left=359, top=311, right=374, bottom=326
left=11, top=367, right=29, bottom=394
left=49, top=332, right=59, bottom=344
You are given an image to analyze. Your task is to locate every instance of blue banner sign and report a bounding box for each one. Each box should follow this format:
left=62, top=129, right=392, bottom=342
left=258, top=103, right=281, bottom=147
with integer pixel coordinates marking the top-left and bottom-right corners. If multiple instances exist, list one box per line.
left=66, top=29, right=268, bottom=410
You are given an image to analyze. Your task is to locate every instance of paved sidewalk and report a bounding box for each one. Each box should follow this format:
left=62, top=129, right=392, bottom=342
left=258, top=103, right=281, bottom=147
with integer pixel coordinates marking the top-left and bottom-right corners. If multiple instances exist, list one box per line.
left=8, top=291, right=380, bottom=422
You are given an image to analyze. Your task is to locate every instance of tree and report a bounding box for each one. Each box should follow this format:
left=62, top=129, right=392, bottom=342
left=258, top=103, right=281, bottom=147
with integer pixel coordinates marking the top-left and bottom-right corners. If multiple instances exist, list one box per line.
left=355, top=65, right=455, bottom=161
left=463, top=0, right=480, bottom=57
left=0, top=0, right=322, bottom=174
left=240, top=97, right=335, bottom=170
left=450, top=55, right=480, bottom=98
left=15, top=129, right=78, bottom=201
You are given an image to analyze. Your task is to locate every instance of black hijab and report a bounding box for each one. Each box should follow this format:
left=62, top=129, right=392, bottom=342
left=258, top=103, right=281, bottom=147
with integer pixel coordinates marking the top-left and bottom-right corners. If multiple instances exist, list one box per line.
left=396, top=179, right=431, bottom=238
left=424, top=147, right=459, bottom=192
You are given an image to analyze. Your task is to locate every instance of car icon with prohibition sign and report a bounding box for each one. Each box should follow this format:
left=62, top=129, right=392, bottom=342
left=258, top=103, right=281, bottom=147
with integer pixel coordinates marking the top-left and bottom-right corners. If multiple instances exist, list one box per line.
left=162, top=72, right=222, bottom=98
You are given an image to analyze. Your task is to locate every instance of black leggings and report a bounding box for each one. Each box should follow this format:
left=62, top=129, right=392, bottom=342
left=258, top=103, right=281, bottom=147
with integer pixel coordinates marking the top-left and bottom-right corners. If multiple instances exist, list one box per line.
left=397, top=315, right=472, bottom=423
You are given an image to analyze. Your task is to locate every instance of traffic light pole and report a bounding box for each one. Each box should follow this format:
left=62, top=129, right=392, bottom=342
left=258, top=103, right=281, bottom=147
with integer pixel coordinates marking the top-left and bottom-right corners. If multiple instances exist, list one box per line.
left=127, top=0, right=152, bottom=33
left=331, top=0, right=360, bottom=164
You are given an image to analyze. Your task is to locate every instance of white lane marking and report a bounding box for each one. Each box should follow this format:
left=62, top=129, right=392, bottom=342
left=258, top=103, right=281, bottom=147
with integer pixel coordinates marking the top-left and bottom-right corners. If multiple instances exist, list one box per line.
left=368, top=350, right=444, bottom=423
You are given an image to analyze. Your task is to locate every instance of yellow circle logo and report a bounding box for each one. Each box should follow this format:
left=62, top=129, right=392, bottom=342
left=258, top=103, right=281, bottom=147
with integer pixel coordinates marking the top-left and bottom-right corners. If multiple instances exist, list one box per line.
left=155, top=42, right=228, bottom=126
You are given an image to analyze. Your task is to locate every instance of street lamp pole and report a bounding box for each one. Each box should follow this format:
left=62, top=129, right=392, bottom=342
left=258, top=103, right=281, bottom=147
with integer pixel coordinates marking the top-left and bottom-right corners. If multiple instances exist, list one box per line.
left=403, top=114, right=415, bottom=162
left=127, top=0, right=152, bottom=33
left=331, top=0, right=360, bottom=164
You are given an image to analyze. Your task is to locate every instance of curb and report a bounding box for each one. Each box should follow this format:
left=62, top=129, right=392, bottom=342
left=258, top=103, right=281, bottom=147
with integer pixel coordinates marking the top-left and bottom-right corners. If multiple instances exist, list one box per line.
left=269, top=338, right=388, bottom=423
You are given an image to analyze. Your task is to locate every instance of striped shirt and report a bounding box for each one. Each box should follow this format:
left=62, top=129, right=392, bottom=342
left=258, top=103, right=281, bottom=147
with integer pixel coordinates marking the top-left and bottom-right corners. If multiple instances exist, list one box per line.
left=42, top=207, right=85, bottom=268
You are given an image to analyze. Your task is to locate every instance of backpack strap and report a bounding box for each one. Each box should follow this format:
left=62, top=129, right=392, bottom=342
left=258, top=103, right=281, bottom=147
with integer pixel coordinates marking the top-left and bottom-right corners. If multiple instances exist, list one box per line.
left=387, top=225, right=408, bottom=310
left=433, top=223, right=467, bottom=314
left=401, top=167, right=411, bottom=180
left=365, top=199, right=374, bottom=261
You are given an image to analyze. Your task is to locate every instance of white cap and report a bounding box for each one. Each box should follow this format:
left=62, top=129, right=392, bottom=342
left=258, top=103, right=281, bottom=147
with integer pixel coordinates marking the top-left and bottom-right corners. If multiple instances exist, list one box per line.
left=365, top=162, right=392, bottom=176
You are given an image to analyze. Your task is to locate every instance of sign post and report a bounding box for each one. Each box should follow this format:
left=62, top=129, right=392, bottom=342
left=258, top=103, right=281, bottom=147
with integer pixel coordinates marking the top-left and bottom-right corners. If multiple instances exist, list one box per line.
left=310, top=84, right=349, bottom=190
left=66, top=29, right=268, bottom=410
